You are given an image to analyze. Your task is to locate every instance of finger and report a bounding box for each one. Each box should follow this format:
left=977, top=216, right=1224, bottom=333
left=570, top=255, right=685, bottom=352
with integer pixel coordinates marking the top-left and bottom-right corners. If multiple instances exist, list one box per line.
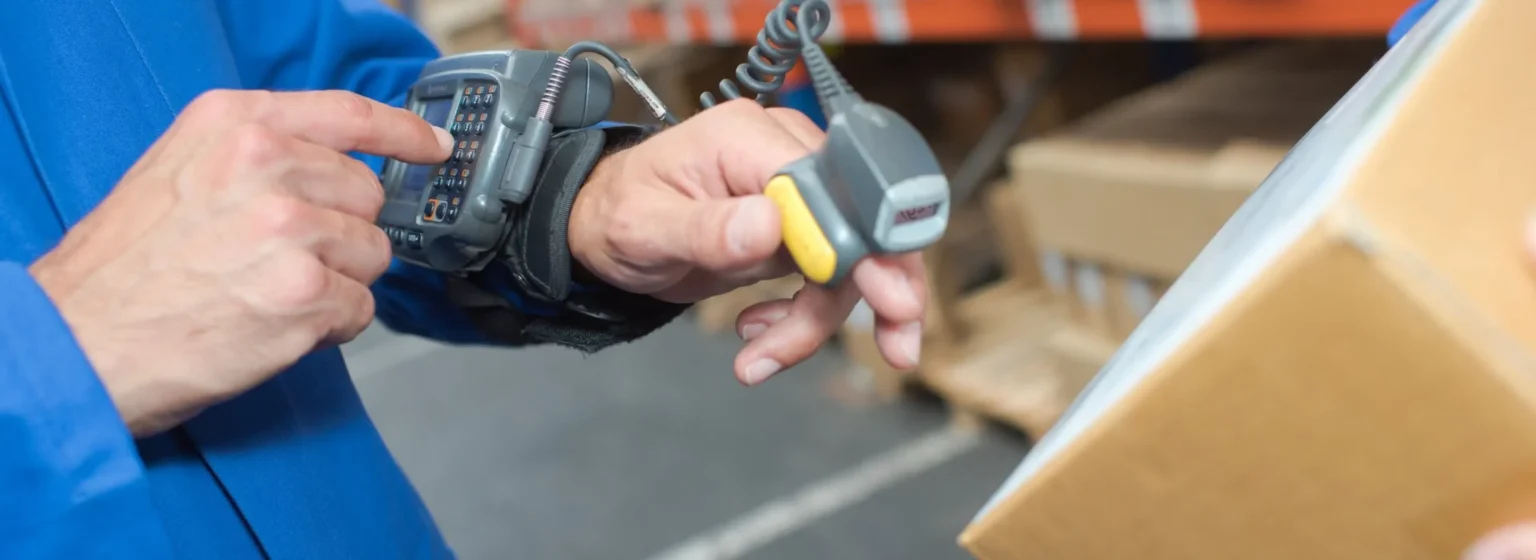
left=638, top=192, right=783, bottom=272
left=874, top=317, right=924, bottom=370
left=316, top=269, right=377, bottom=345
left=850, top=254, right=927, bottom=326
left=764, top=107, right=826, bottom=148
left=1524, top=214, right=1536, bottom=263
left=285, top=140, right=388, bottom=220
left=1464, top=522, right=1536, bottom=560
left=735, top=298, right=794, bottom=341
left=649, top=257, right=799, bottom=304
left=311, top=210, right=394, bottom=285
left=734, top=282, right=862, bottom=385
left=258, top=90, right=453, bottom=163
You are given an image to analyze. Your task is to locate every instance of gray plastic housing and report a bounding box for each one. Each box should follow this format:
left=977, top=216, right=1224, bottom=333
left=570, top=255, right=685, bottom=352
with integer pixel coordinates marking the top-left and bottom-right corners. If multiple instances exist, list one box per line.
left=777, top=101, right=950, bottom=288
left=820, top=102, right=950, bottom=253
left=378, top=50, right=614, bottom=272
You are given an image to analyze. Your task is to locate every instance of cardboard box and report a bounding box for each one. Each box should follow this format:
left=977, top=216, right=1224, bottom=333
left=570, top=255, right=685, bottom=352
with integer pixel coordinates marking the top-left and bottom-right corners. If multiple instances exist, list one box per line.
left=963, top=2, right=1536, bottom=558
left=923, top=192, right=1003, bottom=342
left=1067, top=260, right=1113, bottom=338
left=982, top=182, right=1041, bottom=288
left=1010, top=42, right=1380, bottom=280
left=920, top=286, right=1068, bottom=435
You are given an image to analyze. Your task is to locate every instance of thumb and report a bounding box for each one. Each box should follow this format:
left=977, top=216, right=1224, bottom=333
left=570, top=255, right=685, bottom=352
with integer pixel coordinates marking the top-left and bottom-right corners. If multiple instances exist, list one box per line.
left=664, top=194, right=782, bottom=272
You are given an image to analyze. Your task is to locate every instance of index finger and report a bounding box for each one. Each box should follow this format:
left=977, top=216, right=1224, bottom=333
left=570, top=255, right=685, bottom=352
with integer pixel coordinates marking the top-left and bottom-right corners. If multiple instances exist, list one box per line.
left=257, top=90, right=453, bottom=163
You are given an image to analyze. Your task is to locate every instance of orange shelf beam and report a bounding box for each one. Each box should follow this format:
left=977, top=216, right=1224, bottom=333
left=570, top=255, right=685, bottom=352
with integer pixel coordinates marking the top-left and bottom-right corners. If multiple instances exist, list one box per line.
left=508, top=0, right=1420, bottom=46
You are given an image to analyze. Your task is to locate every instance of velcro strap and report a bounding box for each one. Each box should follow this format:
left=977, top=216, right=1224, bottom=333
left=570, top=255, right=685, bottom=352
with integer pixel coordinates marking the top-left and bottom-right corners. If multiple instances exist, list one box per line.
left=455, top=123, right=691, bottom=352
left=503, top=126, right=608, bottom=302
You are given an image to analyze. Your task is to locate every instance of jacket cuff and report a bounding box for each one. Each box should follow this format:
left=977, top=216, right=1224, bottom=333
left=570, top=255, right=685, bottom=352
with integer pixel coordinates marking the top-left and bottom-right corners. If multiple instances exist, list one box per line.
left=0, top=262, right=152, bottom=527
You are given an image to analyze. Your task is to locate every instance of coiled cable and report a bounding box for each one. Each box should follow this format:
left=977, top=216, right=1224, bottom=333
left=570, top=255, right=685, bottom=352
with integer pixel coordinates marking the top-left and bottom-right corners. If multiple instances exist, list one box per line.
left=700, top=0, right=834, bottom=109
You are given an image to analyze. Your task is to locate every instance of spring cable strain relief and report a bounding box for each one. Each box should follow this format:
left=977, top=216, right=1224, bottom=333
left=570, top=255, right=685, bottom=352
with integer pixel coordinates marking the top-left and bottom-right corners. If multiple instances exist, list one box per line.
left=799, top=42, right=852, bottom=111
left=537, top=56, right=572, bottom=121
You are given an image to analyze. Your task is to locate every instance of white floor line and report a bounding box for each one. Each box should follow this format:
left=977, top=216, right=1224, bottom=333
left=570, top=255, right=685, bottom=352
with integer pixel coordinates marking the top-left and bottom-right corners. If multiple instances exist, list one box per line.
left=643, top=425, right=985, bottom=560
left=342, top=333, right=444, bottom=381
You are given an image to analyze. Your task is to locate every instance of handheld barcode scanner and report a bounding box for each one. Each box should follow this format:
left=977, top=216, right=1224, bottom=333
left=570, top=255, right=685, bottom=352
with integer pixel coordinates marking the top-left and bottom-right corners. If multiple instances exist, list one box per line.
left=765, top=101, right=950, bottom=286
left=377, top=0, right=950, bottom=289
left=757, top=56, right=950, bottom=286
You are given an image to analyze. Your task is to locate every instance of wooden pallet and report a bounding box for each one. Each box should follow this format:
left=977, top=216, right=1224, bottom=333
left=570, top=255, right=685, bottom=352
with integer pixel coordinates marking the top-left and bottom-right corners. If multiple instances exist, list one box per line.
left=919, top=282, right=1072, bottom=438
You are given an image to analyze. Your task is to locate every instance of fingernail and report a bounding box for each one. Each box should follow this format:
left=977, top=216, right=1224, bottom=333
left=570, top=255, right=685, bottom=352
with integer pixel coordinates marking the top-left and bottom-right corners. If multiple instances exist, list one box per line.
left=900, top=321, right=922, bottom=365
left=432, top=126, right=454, bottom=154
left=728, top=197, right=776, bottom=256
left=743, top=359, right=783, bottom=385
left=740, top=322, right=768, bottom=341
left=1466, top=523, right=1536, bottom=560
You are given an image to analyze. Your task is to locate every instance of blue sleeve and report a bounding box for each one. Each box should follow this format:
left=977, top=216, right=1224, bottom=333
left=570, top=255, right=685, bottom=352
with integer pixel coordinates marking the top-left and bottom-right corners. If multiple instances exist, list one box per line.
left=214, top=0, right=554, bottom=344
left=1389, top=0, right=1439, bottom=47
left=0, top=262, right=175, bottom=557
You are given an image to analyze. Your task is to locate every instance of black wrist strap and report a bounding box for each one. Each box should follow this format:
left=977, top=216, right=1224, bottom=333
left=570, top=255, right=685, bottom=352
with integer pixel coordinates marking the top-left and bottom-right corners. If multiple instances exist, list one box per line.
left=448, top=124, right=691, bottom=353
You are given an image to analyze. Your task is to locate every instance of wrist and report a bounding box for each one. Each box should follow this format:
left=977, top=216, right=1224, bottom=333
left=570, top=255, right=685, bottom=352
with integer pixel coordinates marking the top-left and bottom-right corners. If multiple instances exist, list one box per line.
left=24, top=258, right=193, bottom=437
left=568, top=148, right=627, bottom=281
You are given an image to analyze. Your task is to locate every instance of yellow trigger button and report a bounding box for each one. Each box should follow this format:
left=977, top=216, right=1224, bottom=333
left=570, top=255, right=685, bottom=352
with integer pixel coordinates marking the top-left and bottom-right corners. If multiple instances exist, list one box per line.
left=764, top=175, right=837, bottom=284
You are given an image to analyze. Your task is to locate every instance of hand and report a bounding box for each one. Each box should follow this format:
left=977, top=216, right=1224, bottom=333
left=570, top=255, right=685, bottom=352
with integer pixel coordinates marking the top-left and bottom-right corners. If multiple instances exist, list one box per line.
left=1466, top=522, right=1536, bottom=560
left=29, top=90, right=451, bottom=437
left=568, top=100, right=928, bottom=385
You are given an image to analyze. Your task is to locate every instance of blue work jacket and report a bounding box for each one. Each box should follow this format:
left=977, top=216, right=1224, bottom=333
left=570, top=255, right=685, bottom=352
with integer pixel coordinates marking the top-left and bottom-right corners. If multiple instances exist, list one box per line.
left=0, top=0, right=534, bottom=557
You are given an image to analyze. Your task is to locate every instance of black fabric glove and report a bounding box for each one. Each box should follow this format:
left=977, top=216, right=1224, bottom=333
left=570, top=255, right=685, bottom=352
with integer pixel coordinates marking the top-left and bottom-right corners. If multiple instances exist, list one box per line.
left=446, top=124, right=693, bottom=353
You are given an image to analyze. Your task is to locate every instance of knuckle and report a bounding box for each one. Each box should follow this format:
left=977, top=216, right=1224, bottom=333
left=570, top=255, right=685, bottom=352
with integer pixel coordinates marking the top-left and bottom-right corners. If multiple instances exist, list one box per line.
left=353, top=163, right=387, bottom=215
left=251, top=194, right=314, bottom=238
left=270, top=254, right=332, bottom=308
left=188, top=89, right=269, bottom=122
left=767, top=107, right=823, bottom=136
left=363, top=227, right=393, bottom=278
left=225, top=123, right=284, bottom=166
left=349, top=295, right=377, bottom=334
left=186, top=89, right=239, bottom=119
left=711, top=98, right=768, bottom=121
left=765, top=106, right=811, bottom=126
left=331, top=92, right=376, bottom=125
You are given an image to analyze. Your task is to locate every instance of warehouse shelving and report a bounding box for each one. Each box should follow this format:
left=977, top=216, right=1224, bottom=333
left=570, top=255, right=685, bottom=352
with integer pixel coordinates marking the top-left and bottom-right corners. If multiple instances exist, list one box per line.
left=506, top=0, right=1418, bottom=47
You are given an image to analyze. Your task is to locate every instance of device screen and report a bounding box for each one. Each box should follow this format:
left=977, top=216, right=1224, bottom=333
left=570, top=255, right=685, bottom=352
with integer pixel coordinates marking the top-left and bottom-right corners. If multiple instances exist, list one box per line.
left=389, top=97, right=456, bottom=212
left=893, top=202, right=942, bottom=225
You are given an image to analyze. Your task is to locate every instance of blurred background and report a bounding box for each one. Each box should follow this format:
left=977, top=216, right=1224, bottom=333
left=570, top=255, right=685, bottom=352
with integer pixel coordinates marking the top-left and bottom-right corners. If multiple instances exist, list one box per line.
left=357, top=0, right=1415, bottom=558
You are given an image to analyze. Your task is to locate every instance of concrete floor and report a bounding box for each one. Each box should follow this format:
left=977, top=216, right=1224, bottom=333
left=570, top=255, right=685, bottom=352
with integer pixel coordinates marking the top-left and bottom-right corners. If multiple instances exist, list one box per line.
left=342, top=312, right=1031, bottom=560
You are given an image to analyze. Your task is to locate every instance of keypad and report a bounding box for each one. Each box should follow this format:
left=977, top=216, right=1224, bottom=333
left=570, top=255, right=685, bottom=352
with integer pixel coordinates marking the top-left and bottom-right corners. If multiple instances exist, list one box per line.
left=424, top=80, right=498, bottom=226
